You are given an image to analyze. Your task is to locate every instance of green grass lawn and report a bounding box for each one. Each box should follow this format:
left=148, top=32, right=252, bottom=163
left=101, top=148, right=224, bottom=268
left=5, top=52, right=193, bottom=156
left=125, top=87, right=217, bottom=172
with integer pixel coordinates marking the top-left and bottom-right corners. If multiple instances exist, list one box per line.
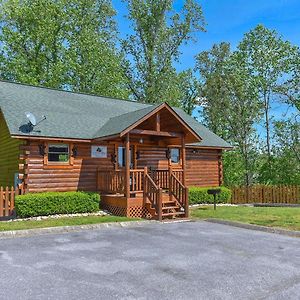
left=0, top=215, right=138, bottom=232
left=191, top=206, right=300, bottom=231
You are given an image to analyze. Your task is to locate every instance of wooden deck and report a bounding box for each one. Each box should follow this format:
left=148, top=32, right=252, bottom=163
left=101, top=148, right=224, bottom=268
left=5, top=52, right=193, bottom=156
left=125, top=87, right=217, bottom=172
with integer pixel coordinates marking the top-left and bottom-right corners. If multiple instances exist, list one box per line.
left=99, top=167, right=188, bottom=220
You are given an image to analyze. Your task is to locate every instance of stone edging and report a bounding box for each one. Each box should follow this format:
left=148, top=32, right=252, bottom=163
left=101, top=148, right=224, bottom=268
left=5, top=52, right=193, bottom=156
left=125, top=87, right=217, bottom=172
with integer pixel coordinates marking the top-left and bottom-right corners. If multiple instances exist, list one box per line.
left=205, top=218, right=300, bottom=238
left=0, top=220, right=157, bottom=239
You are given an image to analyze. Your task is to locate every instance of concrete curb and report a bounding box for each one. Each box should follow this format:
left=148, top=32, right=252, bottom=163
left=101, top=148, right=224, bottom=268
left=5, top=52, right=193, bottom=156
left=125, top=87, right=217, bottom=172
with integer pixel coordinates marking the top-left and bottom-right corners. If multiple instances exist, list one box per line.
left=205, top=218, right=300, bottom=238
left=0, top=220, right=157, bottom=239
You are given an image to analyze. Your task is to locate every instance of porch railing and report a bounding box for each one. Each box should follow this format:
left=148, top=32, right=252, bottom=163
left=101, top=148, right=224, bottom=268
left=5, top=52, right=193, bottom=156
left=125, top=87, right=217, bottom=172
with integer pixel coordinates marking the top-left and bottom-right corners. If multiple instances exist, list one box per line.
left=97, top=169, right=144, bottom=194
left=149, top=168, right=183, bottom=189
left=97, top=170, right=125, bottom=194
left=97, top=167, right=188, bottom=219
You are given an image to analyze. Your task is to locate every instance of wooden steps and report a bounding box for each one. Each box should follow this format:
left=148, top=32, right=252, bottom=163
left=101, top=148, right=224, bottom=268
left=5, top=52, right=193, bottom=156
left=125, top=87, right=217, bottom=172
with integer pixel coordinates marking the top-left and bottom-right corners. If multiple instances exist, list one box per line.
left=162, top=211, right=185, bottom=217
left=144, top=192, right=186, bottom=220
left=162, top=199, right=184, bottom=219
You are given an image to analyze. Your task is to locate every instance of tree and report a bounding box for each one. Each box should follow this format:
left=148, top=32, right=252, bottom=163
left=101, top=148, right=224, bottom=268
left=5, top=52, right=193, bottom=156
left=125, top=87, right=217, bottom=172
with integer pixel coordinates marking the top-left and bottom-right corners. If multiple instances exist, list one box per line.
left=195, top=42, right=232, bottom=138
left=276, top=47, right=300, bottom=111
left=122, top=0, right=205, bottom=104
left=222, top=51, right=261, bottom=185
left=65, top=0, right=129, bottom=98
left=237, top=24, right=297, bottom=163
left=0, top=0, right=129, bottom=98
left=269, top=119, right=300, bottom=184
left=176, top=69, right=201, bottom=115
left=0, top=0, right=67, bottom=87
left=196, top=43, right=262, bottom=185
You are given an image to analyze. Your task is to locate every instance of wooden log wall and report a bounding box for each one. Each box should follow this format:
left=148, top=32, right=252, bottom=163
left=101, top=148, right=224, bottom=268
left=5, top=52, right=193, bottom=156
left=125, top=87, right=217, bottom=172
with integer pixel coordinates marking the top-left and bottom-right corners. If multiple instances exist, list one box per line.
left=23, top=141, right=114, bottom=193
left=19, top=139, right=223, bottom=193
left=137, top=146, right=169, bottom=170
left=137, top=147, right=222, bottom=187
left=186, top=148, right=222, bottom=187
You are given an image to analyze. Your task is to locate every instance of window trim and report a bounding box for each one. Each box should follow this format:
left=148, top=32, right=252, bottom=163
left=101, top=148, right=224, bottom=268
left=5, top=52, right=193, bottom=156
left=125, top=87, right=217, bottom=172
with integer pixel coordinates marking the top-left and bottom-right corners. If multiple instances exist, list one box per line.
left=44, top=142, right=74, bottom=167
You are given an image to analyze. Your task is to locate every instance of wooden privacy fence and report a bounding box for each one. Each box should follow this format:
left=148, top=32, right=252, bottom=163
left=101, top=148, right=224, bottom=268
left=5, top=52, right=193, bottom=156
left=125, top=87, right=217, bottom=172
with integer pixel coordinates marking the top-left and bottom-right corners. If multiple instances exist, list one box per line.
left=0, top=186, right=24, bottom=218
left=231, top=185, right=300, bottom=204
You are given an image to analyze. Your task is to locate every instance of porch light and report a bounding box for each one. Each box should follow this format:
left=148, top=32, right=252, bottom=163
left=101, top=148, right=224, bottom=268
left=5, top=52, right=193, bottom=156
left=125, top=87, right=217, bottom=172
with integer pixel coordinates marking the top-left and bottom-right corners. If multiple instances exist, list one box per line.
left=166, top=149, right=171, bottom=159
left=139, top=138, right=144, bottom=144
left=111, top=153, right=117, bottom=163
left=136, top=151, right=140, bottom=160
left=38, top=144, right=46, bottom=156
left=72, top=146, right=78, bottom=157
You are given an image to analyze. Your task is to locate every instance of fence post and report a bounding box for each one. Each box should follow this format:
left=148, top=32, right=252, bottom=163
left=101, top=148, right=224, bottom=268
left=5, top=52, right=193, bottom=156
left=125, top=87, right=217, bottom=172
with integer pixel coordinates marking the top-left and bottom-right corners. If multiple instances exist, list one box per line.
left=5, top=187, right=9, bottom=216
left=10, top=186, right=14, bottom=216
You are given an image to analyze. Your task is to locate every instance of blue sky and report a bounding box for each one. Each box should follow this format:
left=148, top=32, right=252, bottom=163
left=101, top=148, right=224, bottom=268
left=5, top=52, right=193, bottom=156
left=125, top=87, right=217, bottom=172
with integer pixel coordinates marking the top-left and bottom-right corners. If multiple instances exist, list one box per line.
left=113, top=0, right=300, bottom=71
left=112, top=0, right=300, bottom=126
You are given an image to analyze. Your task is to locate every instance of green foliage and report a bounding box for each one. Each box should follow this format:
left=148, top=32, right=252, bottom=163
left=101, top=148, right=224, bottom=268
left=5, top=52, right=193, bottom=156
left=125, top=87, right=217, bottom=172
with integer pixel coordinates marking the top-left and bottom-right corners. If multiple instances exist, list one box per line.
left=195, top=42, right=232, bottom=137
left=196, top=25, right=300, bottom=186
left=196, top=42, right=261, bottom=185
left=0, top=0, right=67, bottom=86
left=237, top=24, right=298, bottom=176
left=0, top=0, right=129, bottom=98
left=65, top=0, right=129, bottom=98
left=15, top=191, right=100, bottom=218
left=121, top=0, right=205, bottom=104
left=177, top=69, right=201, bottom=115
left=222, top=150, right=246, bottom=186
left=189, top=186, right=232, bottom=204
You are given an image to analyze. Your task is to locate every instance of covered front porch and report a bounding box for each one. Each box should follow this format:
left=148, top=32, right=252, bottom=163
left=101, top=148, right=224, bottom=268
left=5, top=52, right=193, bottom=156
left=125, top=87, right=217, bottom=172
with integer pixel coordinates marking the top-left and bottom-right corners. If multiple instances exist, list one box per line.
left=95, top=103, right=201, bottom=220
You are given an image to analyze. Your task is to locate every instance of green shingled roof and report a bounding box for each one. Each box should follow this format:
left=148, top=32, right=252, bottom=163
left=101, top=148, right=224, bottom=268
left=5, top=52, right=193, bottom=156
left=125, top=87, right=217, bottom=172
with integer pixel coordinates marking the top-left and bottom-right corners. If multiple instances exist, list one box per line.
left=0, top=80, right=232, bottom=148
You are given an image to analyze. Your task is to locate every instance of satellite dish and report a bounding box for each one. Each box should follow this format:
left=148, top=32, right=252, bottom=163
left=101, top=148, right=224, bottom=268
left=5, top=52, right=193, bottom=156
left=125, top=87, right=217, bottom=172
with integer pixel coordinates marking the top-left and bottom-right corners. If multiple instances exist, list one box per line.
left=25, top=112, right=37, bottom=126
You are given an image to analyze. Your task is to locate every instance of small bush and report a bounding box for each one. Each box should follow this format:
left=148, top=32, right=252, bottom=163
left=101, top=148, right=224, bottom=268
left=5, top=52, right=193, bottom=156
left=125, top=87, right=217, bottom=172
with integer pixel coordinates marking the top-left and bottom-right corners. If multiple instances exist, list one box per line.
left=15, top=191, right=100, bottom=218
left=189, top=186, right=232, bottom=205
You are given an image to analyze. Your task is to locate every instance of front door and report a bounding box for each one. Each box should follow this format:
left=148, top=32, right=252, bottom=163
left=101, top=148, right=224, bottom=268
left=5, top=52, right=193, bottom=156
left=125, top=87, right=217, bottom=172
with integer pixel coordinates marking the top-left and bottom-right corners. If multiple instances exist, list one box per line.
left=117, top=145, right=135, bottom=169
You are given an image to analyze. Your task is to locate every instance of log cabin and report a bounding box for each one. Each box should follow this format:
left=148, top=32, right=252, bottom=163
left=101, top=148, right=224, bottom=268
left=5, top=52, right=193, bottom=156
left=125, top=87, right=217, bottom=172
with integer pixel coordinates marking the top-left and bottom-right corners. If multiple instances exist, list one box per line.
left=0, top=80, right=231, bottom=220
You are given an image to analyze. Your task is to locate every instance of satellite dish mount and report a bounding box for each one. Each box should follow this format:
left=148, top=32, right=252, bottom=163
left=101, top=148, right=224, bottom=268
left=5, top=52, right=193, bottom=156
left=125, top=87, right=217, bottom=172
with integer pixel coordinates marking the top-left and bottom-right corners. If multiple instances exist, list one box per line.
left=25, top=112, right=46, bottom=132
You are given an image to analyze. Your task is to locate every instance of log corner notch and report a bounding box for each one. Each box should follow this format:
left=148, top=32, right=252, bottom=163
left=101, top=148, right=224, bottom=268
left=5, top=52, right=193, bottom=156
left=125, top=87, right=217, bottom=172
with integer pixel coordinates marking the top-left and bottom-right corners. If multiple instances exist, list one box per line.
left=218, top=150, right=223, bottom=186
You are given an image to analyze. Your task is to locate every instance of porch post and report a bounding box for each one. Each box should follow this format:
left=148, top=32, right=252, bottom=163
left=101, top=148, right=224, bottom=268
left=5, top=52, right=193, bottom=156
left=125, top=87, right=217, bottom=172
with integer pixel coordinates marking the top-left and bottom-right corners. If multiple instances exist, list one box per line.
left=181, top=135, right=186, bottom=185
left=125, top=133, right=130, bottom=199
left=181, top=135, right=189, bottom=218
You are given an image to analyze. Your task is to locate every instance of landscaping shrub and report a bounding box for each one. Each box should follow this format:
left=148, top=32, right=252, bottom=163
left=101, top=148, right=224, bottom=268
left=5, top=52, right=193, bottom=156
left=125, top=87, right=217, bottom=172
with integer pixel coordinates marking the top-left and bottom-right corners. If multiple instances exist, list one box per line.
left=15, top=191, right=100, bottom=218
left=189, top=186, right=232, bottom=205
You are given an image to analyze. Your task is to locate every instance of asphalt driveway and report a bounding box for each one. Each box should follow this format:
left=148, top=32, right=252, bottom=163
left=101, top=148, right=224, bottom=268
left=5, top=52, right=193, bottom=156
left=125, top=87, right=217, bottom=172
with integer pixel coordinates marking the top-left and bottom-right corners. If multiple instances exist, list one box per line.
left=0, top=221, right=299, bottom=300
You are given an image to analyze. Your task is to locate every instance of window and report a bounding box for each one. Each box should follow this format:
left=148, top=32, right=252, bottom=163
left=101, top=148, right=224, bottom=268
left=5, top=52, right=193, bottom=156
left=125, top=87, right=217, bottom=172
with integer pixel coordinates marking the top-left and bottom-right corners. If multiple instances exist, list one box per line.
left=48, top=144, right=69, bottom=163
left=118, top=146, right=133, bottom=168
left=170, top=148, right=180, bottom=164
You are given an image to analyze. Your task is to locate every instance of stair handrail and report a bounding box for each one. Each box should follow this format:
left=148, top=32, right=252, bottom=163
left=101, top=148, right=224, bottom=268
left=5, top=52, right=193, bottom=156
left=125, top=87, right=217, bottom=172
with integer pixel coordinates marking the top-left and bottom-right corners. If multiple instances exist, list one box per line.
left=169, top=172, right=189, bottom=218
left=144, top=171, right=162, bottom=221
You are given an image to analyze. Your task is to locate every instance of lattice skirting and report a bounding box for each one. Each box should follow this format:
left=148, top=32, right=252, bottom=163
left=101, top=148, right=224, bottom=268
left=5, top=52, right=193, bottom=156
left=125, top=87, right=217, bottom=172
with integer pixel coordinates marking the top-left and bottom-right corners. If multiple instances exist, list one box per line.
left=102, top=203, right=127, bottom=217
left=127, top=206, right=153, bottom=219
left=102, top=203, right=153, bottom=219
